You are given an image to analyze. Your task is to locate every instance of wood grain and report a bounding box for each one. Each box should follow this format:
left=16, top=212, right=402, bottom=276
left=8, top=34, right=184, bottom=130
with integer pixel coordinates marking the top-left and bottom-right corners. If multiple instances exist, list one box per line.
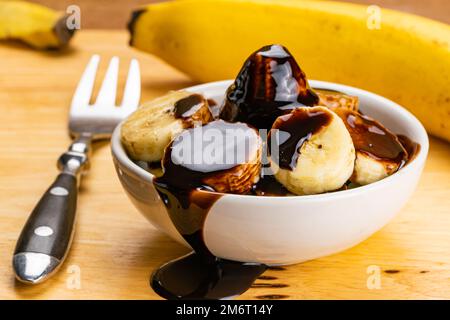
left=0, top=30, right=449, bottom=300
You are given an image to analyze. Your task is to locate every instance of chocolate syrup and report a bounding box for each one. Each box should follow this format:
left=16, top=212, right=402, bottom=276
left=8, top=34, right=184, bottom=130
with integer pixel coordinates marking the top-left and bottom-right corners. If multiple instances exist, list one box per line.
left=220, top=44, right=319, bottom=129
left=207, top=99, right=217, bottom=107
left=174, top=93, right=205, bottom=119
left=207, top=98, right=221, bottom=118
left=398, top=134, right=421, bottom=165
left=152, top=121, right=267, bottom=300
left=268, top=108, right=332, bottom=170
left=151, top=253, right=267, bottom=300
left=252, top=174, right=290, bottom=196
left=335, top=109, right=408, bottom=167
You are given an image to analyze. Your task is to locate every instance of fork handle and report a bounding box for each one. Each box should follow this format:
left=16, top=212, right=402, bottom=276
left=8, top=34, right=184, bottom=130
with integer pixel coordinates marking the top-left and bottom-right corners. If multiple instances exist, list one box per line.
left=13, top=173, right=78, bottom=283
left=13, top=135, right=90, bottom=284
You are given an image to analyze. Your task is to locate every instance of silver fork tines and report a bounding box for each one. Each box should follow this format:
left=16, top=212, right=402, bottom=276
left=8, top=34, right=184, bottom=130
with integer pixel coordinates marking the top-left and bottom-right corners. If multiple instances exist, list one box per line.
left=69, top=55, right=140, bottom=138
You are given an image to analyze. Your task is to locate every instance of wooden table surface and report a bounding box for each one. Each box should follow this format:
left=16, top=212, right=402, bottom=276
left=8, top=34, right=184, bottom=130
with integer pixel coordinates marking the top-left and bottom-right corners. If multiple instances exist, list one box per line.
left=0, top=30, right=449, bottom=300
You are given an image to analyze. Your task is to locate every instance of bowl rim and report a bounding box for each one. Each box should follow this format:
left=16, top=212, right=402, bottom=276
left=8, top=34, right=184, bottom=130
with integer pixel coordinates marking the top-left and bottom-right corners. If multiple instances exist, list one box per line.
left=111, top=79, right=429, bottom=202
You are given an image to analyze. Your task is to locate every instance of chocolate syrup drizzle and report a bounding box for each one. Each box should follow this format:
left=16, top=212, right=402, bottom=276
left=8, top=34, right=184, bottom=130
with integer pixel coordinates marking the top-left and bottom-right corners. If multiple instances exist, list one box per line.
left=335, top=109, right=408, bottom=167
left=173, top=93, right=205, bottom=119
left=397, top=134, right=420, bottom=164
left=151, top=121, right=267, bottom=300
left=268, top=108, right=332, bottom=170
left=252, top=173, right=289, bottom=196
left=220, top=44, right=319, bottom=130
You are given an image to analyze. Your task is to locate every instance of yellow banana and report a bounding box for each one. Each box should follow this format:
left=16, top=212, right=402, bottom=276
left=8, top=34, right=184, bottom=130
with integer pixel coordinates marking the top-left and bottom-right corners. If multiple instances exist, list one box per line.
left=0, top=1, right=75, bottom=49
left=128, top=0, right=450, bottom=142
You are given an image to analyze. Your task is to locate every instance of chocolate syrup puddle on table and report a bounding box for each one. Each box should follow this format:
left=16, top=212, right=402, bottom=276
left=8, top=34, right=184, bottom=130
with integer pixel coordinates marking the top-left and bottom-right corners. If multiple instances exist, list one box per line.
left=152, top=173, right=267, bottom=300
left=151, top=121, right=267, bottom=300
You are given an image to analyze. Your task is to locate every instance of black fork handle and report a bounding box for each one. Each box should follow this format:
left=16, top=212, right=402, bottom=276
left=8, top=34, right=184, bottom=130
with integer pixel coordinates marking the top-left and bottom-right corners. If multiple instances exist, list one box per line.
left=12, top=135, right=90, bottom=284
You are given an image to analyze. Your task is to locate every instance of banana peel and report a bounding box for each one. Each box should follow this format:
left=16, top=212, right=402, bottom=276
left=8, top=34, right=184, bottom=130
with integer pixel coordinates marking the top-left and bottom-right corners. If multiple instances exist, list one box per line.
left=0, top=1, right=75, bottom=49
left=128, top=0, right=450, bottom=142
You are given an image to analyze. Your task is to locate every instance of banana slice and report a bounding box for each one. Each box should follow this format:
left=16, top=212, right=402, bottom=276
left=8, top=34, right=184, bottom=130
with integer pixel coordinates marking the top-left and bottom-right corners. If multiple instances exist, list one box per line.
left=121, top=91, right=213, bottom=162
left=334, top=108, right=408, bottom=185
left=316, top=90, right=359, bottom=112
left=157, top=120, right=262, bottom=194
left=268, top=106, right=355, bottom=195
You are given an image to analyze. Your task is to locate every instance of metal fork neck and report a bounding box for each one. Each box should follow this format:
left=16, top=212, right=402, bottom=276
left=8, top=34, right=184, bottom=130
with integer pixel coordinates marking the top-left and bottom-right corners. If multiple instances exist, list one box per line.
left=57, top=134, right=92, bottom=179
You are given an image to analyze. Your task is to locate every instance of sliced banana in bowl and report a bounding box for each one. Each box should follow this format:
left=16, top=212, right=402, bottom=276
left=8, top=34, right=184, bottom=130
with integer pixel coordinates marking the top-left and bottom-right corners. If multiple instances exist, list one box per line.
left=334, top=108, right=408, bottom=185
left=119, top=43, right=417, bottom=200
left=268, top=106, right=355, bottom=195
left=316, top=89, right=359, bottom=112
left=121, top=90, right=213, bottom=162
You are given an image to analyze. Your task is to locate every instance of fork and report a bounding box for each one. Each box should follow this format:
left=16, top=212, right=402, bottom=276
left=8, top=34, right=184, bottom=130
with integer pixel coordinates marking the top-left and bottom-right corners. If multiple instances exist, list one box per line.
left=12, top=55, right=140, bottom=284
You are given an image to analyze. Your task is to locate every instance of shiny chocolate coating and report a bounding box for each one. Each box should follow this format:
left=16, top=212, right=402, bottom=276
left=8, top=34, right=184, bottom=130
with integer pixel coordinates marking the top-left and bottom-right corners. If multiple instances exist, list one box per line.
left=220, top=44, right=319, bottom=129
left=335, top=108, right=408, bottom=166
left=268, top=108, right=332, bottom=171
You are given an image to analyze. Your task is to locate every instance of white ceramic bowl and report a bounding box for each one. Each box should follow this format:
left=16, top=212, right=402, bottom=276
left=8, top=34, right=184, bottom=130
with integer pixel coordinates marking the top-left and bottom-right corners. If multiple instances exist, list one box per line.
left=111, top=80, right=428, bottom=265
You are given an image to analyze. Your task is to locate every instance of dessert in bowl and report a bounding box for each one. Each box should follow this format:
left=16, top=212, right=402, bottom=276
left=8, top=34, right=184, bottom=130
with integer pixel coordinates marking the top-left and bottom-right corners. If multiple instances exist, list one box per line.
left=111, top=45, right=428, bottom=299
